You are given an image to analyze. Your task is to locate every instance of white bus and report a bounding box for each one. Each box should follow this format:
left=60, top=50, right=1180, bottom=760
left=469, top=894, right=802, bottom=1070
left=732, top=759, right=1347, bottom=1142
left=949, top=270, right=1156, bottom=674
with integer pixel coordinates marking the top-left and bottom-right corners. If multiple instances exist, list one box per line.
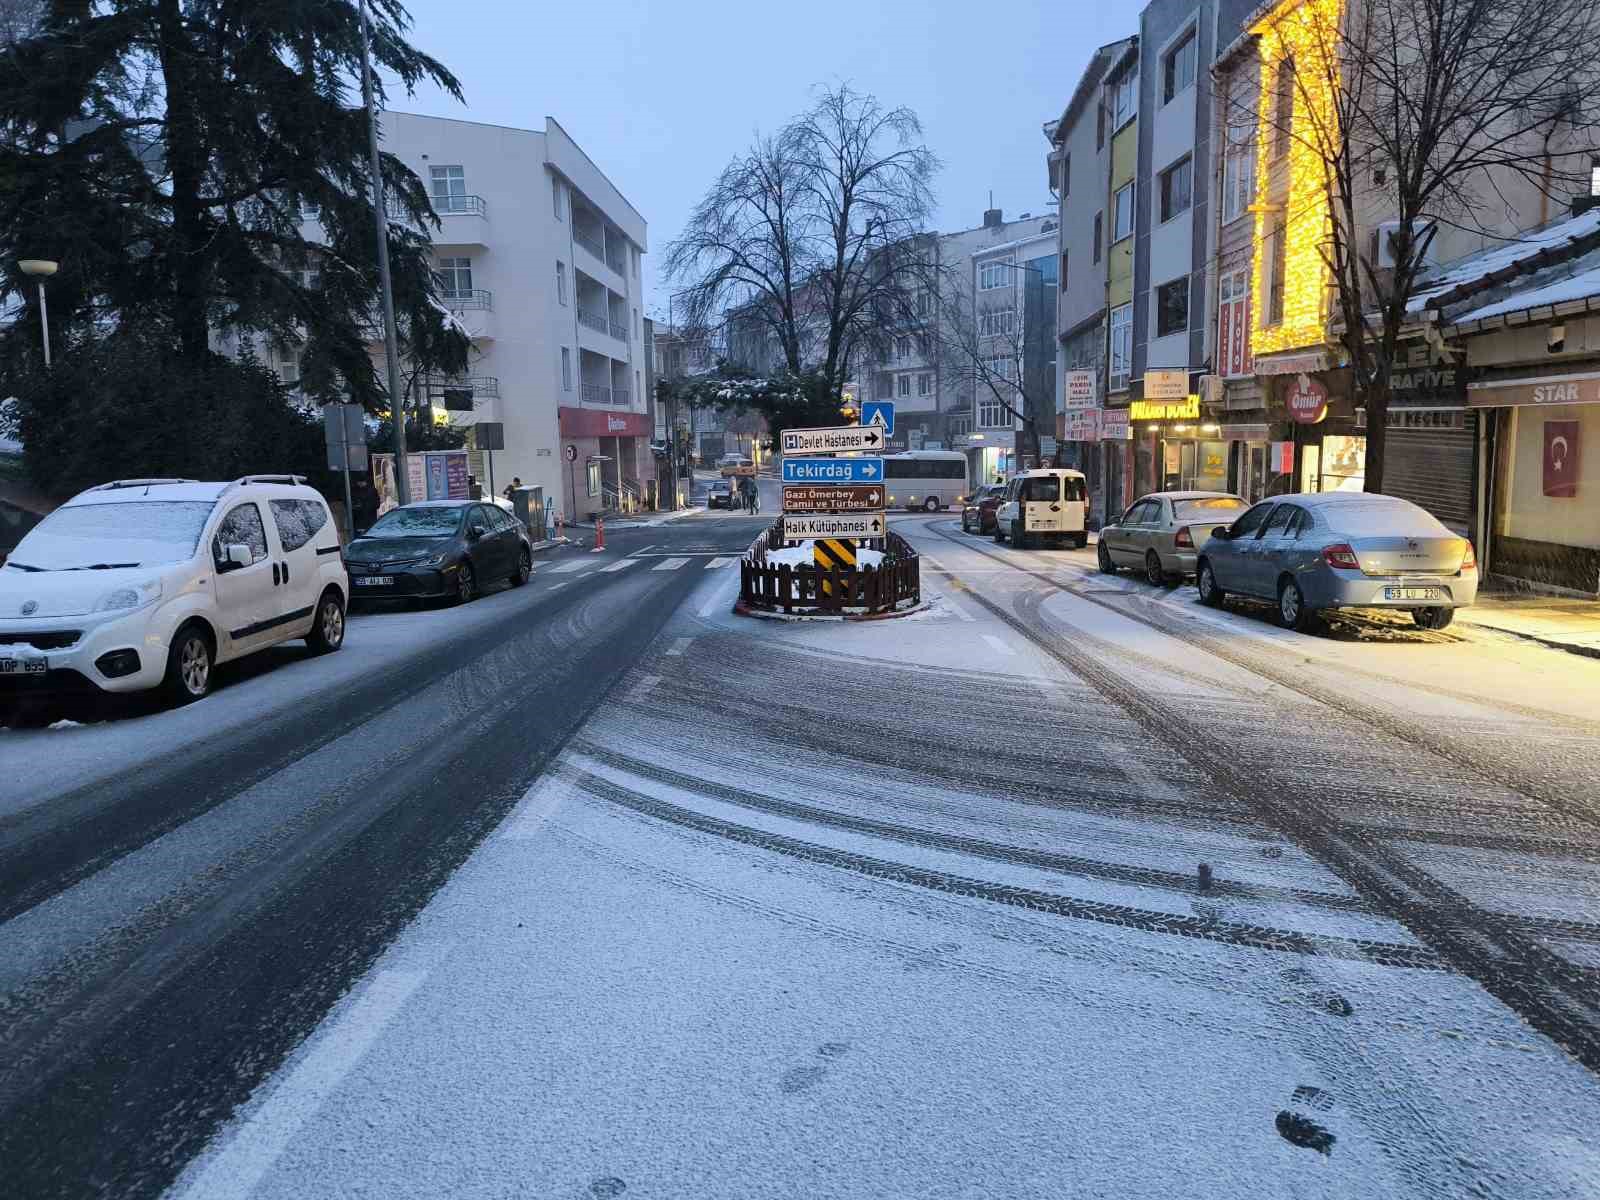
left=883, top=451, right=969, bottom=512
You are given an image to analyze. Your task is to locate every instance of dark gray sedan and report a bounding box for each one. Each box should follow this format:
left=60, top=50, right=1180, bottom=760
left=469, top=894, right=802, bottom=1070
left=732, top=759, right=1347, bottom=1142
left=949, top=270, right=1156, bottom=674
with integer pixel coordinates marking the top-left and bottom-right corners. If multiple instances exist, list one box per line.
left=1194, top=492, right=1479, bottom=631
left=1098, top=491, right=1248, bottom=585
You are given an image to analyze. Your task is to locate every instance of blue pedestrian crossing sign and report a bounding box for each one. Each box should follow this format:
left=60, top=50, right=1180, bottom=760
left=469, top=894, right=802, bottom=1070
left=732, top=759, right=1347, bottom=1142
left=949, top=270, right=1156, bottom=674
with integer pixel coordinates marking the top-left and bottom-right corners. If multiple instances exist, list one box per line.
left=861, top=401, right=895, bottom=437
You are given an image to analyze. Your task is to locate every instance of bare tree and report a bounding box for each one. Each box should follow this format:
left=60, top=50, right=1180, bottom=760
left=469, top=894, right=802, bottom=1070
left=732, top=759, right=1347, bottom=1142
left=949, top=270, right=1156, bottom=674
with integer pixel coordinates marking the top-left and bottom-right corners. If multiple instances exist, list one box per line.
left=933, top=268, right=1052, bottom=465
left=1240, top=0, right=1600, bottom=491
left=663, top=83, right=939, bottom=403
left=0, top=0, right=39, bottom=48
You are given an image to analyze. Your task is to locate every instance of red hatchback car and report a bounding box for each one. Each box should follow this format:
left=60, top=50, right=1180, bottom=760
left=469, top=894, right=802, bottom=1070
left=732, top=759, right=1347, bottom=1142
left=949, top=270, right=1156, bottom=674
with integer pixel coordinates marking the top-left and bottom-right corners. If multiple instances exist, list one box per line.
left=961, top=484, right=1008, bottom=534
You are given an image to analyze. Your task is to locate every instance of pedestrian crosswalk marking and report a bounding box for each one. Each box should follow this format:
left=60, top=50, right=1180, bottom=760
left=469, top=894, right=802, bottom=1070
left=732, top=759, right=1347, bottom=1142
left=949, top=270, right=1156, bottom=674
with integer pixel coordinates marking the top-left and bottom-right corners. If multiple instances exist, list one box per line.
left=981, top=633, right=1016, bottom=657
left=705, top=557, right=735, bottom=569
left=601, top=559, right=638, bottom=573
left=548, top=559, right=590, bottom=573
left=624, top=673, right=660, bottom=702
left=665, top=637, right=693, bottom=656
left=653, top=557, right=690, bottom=571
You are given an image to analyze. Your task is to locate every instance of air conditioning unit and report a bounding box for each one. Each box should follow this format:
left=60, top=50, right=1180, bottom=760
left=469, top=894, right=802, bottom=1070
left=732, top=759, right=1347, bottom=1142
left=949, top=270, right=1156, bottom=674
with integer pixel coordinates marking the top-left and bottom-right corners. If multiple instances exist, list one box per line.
left=1200, top=374, right=1224, bottom=406
left=1373, top=219, right=1437, bottom=269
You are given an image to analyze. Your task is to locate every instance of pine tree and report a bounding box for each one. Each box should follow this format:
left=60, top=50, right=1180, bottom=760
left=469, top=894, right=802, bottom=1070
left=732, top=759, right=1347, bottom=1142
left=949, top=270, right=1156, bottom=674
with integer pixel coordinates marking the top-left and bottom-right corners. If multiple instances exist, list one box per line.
left=0, top=0, right=467, bottom=406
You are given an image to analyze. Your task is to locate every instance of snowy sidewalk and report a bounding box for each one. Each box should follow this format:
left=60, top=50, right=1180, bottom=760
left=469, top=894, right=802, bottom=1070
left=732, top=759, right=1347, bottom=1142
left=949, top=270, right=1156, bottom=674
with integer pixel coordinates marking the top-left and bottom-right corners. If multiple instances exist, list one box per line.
left=1457, top=595, right=1600, bottom=659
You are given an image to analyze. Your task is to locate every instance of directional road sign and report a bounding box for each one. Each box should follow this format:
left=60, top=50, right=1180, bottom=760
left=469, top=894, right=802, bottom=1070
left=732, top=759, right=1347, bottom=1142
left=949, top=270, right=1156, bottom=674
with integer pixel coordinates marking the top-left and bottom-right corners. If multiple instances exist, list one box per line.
left=781, top=456, right=884, bottom=484
left=861, top=400, right=895, bottom=436
left=781, top=424, right=886, bottom=455
left=783, top=512, right=887, bottom=539
left=783, top=484, right=884, bottom=513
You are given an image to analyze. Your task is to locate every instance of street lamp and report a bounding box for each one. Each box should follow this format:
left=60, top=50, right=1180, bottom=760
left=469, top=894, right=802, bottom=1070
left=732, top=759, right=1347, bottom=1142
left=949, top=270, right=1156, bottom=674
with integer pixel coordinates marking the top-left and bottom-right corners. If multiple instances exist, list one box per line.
left=19, top=259, right=57, bottom=368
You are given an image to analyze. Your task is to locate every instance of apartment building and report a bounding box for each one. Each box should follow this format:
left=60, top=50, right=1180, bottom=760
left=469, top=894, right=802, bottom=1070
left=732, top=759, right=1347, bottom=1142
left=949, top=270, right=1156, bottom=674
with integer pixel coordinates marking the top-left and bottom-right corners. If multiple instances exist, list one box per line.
left=340, top=113, right=649, bottom=522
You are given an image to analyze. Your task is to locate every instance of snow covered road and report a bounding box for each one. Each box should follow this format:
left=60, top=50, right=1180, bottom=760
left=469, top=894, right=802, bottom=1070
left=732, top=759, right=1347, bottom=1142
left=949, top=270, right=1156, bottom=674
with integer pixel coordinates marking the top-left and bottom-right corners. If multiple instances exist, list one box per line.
left=143, top=513, right=1600, bottom=1200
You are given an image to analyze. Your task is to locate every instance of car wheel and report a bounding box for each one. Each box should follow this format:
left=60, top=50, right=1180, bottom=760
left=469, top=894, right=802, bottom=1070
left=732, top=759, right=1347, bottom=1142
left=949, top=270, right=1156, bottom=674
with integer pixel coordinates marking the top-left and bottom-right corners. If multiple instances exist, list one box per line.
left=1074, top=532, right=1088, bottom=549
left=452, top=562, right=476, bottom=606
left=1277, top=578, right=1318, bottom=632
left=924, top=496, right=940, bottom=513
left=1012, top=521, right=1027, bottom=549
left=511, top=546, right=532, bottom=587
left=1412, top=606, right=1455, bottom=630
left=1098, top=540, right=1117, bottom=574
left=162, top=623, right=214, bottom=705
left=306, top=589, right=346, bottom=654
left=1145, top=550, right=1169, bottom=587
left=994, top=522, right=1006, bottom=543
left=1197, top=560, right=1224, bottom=607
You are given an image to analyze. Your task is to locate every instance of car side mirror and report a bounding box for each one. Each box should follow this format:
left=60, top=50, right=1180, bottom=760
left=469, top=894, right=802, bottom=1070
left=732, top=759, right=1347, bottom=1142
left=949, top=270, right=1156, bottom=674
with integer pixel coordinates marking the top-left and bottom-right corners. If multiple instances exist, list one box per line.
left=467, top=525, right=484, bottom=541
left=1212, top=528, right=1232, bottom=541
left=218, top=542, right=252, bottom=571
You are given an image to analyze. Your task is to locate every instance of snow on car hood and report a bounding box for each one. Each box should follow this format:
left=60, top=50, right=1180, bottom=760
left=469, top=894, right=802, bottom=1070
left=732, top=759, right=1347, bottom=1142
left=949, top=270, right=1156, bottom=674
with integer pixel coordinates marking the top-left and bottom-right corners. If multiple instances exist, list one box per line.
left=0, top=563, right=161, bottom=619
left=344, top=536, right=454, bottom=562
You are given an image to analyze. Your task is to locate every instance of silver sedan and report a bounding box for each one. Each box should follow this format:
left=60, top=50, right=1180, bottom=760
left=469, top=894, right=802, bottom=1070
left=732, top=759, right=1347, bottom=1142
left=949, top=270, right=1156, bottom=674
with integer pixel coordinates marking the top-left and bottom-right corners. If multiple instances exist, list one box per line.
left=1097, top=491, right=1249, bottom=585
left=1195, top=492, right=1479, bottom=631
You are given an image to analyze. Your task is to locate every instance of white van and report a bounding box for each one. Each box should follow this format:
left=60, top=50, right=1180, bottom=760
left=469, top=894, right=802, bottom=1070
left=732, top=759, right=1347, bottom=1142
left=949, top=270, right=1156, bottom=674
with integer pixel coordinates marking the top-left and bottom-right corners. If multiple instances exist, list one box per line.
left=0, top=476, right=348, bottom=705
left=994, top=469, right=1089, bottom=549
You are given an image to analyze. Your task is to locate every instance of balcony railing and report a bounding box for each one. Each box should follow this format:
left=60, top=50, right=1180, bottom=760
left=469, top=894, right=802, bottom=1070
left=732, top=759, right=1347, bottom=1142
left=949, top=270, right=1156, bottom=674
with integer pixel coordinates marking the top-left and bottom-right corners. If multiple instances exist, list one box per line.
left=577, top=307, right=609, bottom=334
left=581, top=382, right=612, bottom=404
left=605, top=248, right=627, bottom=275
left=612, top=386, right=631, bottom=406
left=432, top=193, right=487, bottom=217
left=442, top=288, right=493, bottom=310
left=573, top=227, right=605, bottom=261
left=610, top=319, right=629, bottom=341
left=423, top=373, right=500, bottom=402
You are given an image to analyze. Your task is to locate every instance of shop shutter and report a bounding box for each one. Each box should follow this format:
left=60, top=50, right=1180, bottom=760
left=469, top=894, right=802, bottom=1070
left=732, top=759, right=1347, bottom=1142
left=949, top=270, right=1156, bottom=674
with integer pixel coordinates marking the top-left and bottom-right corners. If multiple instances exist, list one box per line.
left=1383, top=415, right=1475, bottom=533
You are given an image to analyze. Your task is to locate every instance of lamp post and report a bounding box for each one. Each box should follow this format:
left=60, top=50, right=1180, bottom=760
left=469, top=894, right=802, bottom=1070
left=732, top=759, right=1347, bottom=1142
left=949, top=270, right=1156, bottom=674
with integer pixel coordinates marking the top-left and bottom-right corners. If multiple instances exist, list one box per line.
left=19, top=259, right=58, bottom=368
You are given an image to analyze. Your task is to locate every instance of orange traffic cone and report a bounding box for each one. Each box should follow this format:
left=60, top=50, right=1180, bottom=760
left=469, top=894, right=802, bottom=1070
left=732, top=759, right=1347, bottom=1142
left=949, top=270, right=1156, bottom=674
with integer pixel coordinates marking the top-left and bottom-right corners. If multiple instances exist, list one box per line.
left=591, top=515, right=606, bottom=553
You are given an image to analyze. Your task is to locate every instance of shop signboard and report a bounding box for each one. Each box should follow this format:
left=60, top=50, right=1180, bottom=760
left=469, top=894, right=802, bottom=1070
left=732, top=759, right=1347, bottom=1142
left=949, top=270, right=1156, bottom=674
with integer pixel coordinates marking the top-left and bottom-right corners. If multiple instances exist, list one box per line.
left=1063, top=407, right=1100, bottom=441
left=1128, top=396, right=1201, bottom=421
left=1287, top=374, right=1330, bottom=424
left=1544, top=420, right=1581, bottom=498
left=1064, top=370, right=1098, bottom=410
left=1468, top=370, right=1600, bottom=408
left=1099, top=409, right=1131, bottom=441
left=1144, top=369, right=1189, bottom=400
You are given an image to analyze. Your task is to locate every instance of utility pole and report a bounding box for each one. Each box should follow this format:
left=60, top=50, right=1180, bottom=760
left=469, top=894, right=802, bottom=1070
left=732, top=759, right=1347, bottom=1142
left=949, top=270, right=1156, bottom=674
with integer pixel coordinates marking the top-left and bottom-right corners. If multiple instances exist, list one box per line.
left=359, top=0, right=409, bottom=504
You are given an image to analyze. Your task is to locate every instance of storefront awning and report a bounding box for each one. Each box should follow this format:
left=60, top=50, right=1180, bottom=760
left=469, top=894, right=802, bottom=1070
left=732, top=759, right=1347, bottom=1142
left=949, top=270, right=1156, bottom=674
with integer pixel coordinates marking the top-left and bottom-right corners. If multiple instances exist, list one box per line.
left=1468, top=369, right=1600, bottom=407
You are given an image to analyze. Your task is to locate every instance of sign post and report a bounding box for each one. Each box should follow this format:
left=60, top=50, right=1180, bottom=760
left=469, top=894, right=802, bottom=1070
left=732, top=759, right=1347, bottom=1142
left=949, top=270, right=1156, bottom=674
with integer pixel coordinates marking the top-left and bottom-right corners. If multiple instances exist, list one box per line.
left=323, top=403, right=368, bottom=543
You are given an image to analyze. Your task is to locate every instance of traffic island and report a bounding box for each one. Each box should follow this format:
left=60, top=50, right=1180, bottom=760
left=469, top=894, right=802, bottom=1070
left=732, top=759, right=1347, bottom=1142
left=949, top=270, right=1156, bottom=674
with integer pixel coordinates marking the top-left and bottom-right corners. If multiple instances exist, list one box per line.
left=736, top=523, right=923, bottom=619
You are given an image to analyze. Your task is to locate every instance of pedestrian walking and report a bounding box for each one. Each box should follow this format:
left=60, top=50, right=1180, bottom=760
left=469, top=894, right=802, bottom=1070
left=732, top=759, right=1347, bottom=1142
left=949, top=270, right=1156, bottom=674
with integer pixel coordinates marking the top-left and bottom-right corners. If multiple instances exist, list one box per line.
left=503, top=476, right=522, bottom=501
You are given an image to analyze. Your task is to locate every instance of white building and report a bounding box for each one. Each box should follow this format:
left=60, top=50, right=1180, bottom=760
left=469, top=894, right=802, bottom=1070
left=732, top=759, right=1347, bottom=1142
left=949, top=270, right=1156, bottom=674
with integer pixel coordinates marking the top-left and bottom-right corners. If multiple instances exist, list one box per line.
left=360, top=113, right=649, bottom=521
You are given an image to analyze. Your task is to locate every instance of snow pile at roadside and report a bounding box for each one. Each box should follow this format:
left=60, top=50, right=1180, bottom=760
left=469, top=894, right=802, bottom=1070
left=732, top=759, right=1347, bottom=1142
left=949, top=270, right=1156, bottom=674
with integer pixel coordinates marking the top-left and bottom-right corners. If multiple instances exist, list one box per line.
left=763, top=541, right=885, bottom=570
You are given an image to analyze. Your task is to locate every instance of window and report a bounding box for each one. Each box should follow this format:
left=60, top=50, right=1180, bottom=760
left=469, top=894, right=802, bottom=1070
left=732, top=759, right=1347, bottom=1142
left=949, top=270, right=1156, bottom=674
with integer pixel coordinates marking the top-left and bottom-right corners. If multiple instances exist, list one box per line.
left=1112, top=183, right=1134, bottom=242
left=1273, top=58, right=1295, bottom=158
left=1093, top=212, right=1103, bottom=263
left=1061, top=152, right=1071, bottom=196
left=918, top=373, right=932, bottom=396
left=561, top=347, right=572, bottom=390
left=979, top=259, right=1014, bottom=290
left=436, top=256, right=472, bottom=299
left=1262, top=505, right=1295, bottom=537
left=897, top=374, right=911, bottom=397
left=213, top=502, right=268, bottom=566
left=1097, top=102, right=1106, bottom=150
left=1267, top=224, right=1287, bottom=324
left=269, top=499, right=329, bottom=553
left=556, top=260, right=567, bottom=305
left=979, top=307, right=1017, bottom=336
left=1156, top=276, right=1189, bottom=337
left=1591, top=158, right=1600, bottom=197
left=1060, top=251, right=1069, bottom=291
left=1020, top=476, right=1060, bottom=502
left=983, top=354, right=1016, bottom=382
left=273, top=345, right=300, bottom=386
left=1109, top=303, right=1133, bottom=389
left=978, top=397, right=1007, bottom=428
left=430, top=165, right=466, bottom=212
left=1159, top=156, right=1192, bottom=223
left=916, top=290, right=931, bottom=317
left=1163, top=30, right=1197, bottom=104
left=1112, top=71, right=1137, bottom=127
left=636, top=369, right=642, bottom=402
left=552, top=177, right=564, bottom=220
left=1222, top=144, right=1255, bottom=224
left=896, top=335, right=912, bottom=360
left=1230, top=502, right=1276, bottom=539
left=634, top=307, right=640, bottom=339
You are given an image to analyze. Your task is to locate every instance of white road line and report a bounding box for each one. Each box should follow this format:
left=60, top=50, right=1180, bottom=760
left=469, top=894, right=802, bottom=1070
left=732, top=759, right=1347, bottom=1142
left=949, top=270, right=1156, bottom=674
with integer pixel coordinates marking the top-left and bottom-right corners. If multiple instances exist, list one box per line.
left=543, top=580, right=569, bottom=590
left=546, top=559, right=590, bottom=573
left=630, top=544, right=661, bottom=557
left=921, top=555, right=948, bottom=570
left=941, top=593, right=977, bottom=622
left=601, top=558, right=638, bottom=573
left=500, top=773, right=574, bottom=840
left=705, top=556, right=735, bottom=569
left=981, top=633, right=1017, bottom=657
left=665, top=637, right=694, bottom=656
left=652, top=557, right=690, bottom=571
left=624, top=673, right=661, bottom=702
left=171, top=967, right=431, bottom=1200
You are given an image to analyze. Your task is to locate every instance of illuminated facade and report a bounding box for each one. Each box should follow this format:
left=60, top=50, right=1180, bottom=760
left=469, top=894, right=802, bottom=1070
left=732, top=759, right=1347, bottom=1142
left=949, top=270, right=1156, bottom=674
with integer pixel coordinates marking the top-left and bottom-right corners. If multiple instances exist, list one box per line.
left=1249, top=0, right=1344, bottom=358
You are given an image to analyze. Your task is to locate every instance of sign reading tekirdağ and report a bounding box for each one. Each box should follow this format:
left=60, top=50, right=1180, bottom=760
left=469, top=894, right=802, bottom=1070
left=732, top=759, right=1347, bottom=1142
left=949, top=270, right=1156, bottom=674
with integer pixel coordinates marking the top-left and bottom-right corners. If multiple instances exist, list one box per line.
left=783, top=512, right=887, bottom=539
left=781, top=457, right=884, bottom=484
left=781, top=425, right=886, bottom=455
left=783, top=484, right=884, bottom=513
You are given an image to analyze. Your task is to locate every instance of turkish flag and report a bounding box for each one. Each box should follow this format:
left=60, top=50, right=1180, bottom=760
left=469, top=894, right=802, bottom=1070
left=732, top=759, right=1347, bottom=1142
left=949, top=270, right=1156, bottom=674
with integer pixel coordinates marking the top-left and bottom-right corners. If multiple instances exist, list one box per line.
left=1543, top=420, right=1580, bottom=498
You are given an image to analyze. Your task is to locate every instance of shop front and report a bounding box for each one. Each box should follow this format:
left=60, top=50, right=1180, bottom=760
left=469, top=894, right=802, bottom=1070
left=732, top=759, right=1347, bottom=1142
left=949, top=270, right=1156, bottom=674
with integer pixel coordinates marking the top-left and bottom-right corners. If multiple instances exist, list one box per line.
left=959, top=430, right=1017, bottom=489
left=1470, top=370, right=1600, bottom=596
left=1128, top=394, right=1229, bottom=498
left=559, top=406, right=653, bottom=519
left=1260, top=369, right=1367, bottom=495
left=1095, top=407, right=1131, bottom=527
left=1361, top=344, right=1477, bottom=535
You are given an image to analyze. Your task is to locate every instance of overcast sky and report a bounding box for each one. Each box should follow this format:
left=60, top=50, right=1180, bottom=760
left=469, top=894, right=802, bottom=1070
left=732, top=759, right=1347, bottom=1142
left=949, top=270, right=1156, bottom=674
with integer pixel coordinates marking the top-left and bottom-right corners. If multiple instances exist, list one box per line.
left=389, top=0, right=1141, bottom=315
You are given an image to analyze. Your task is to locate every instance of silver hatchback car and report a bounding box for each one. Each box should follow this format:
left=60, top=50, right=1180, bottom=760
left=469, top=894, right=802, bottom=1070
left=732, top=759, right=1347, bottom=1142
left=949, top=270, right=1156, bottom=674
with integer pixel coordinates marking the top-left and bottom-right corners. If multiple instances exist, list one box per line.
left=1195, top=492, right=1478, bottom=631
left=1098, top=491, right=1248, bottom=585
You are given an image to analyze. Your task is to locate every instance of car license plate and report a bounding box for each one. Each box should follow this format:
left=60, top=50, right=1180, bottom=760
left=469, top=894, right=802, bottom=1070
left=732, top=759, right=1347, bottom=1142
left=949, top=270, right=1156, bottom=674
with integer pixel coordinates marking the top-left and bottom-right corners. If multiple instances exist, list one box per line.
left=1384, top=586, right=1442, bottom=601
left=354, top=576, right=394, bottom=587
left=0, top=656, right=47, bottom=676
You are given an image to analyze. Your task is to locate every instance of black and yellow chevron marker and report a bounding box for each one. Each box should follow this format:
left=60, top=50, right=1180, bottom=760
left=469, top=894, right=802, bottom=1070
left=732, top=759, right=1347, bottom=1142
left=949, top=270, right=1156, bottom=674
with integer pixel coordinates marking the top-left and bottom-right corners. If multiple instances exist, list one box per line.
left=813, top=537, right=856, bottom=595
